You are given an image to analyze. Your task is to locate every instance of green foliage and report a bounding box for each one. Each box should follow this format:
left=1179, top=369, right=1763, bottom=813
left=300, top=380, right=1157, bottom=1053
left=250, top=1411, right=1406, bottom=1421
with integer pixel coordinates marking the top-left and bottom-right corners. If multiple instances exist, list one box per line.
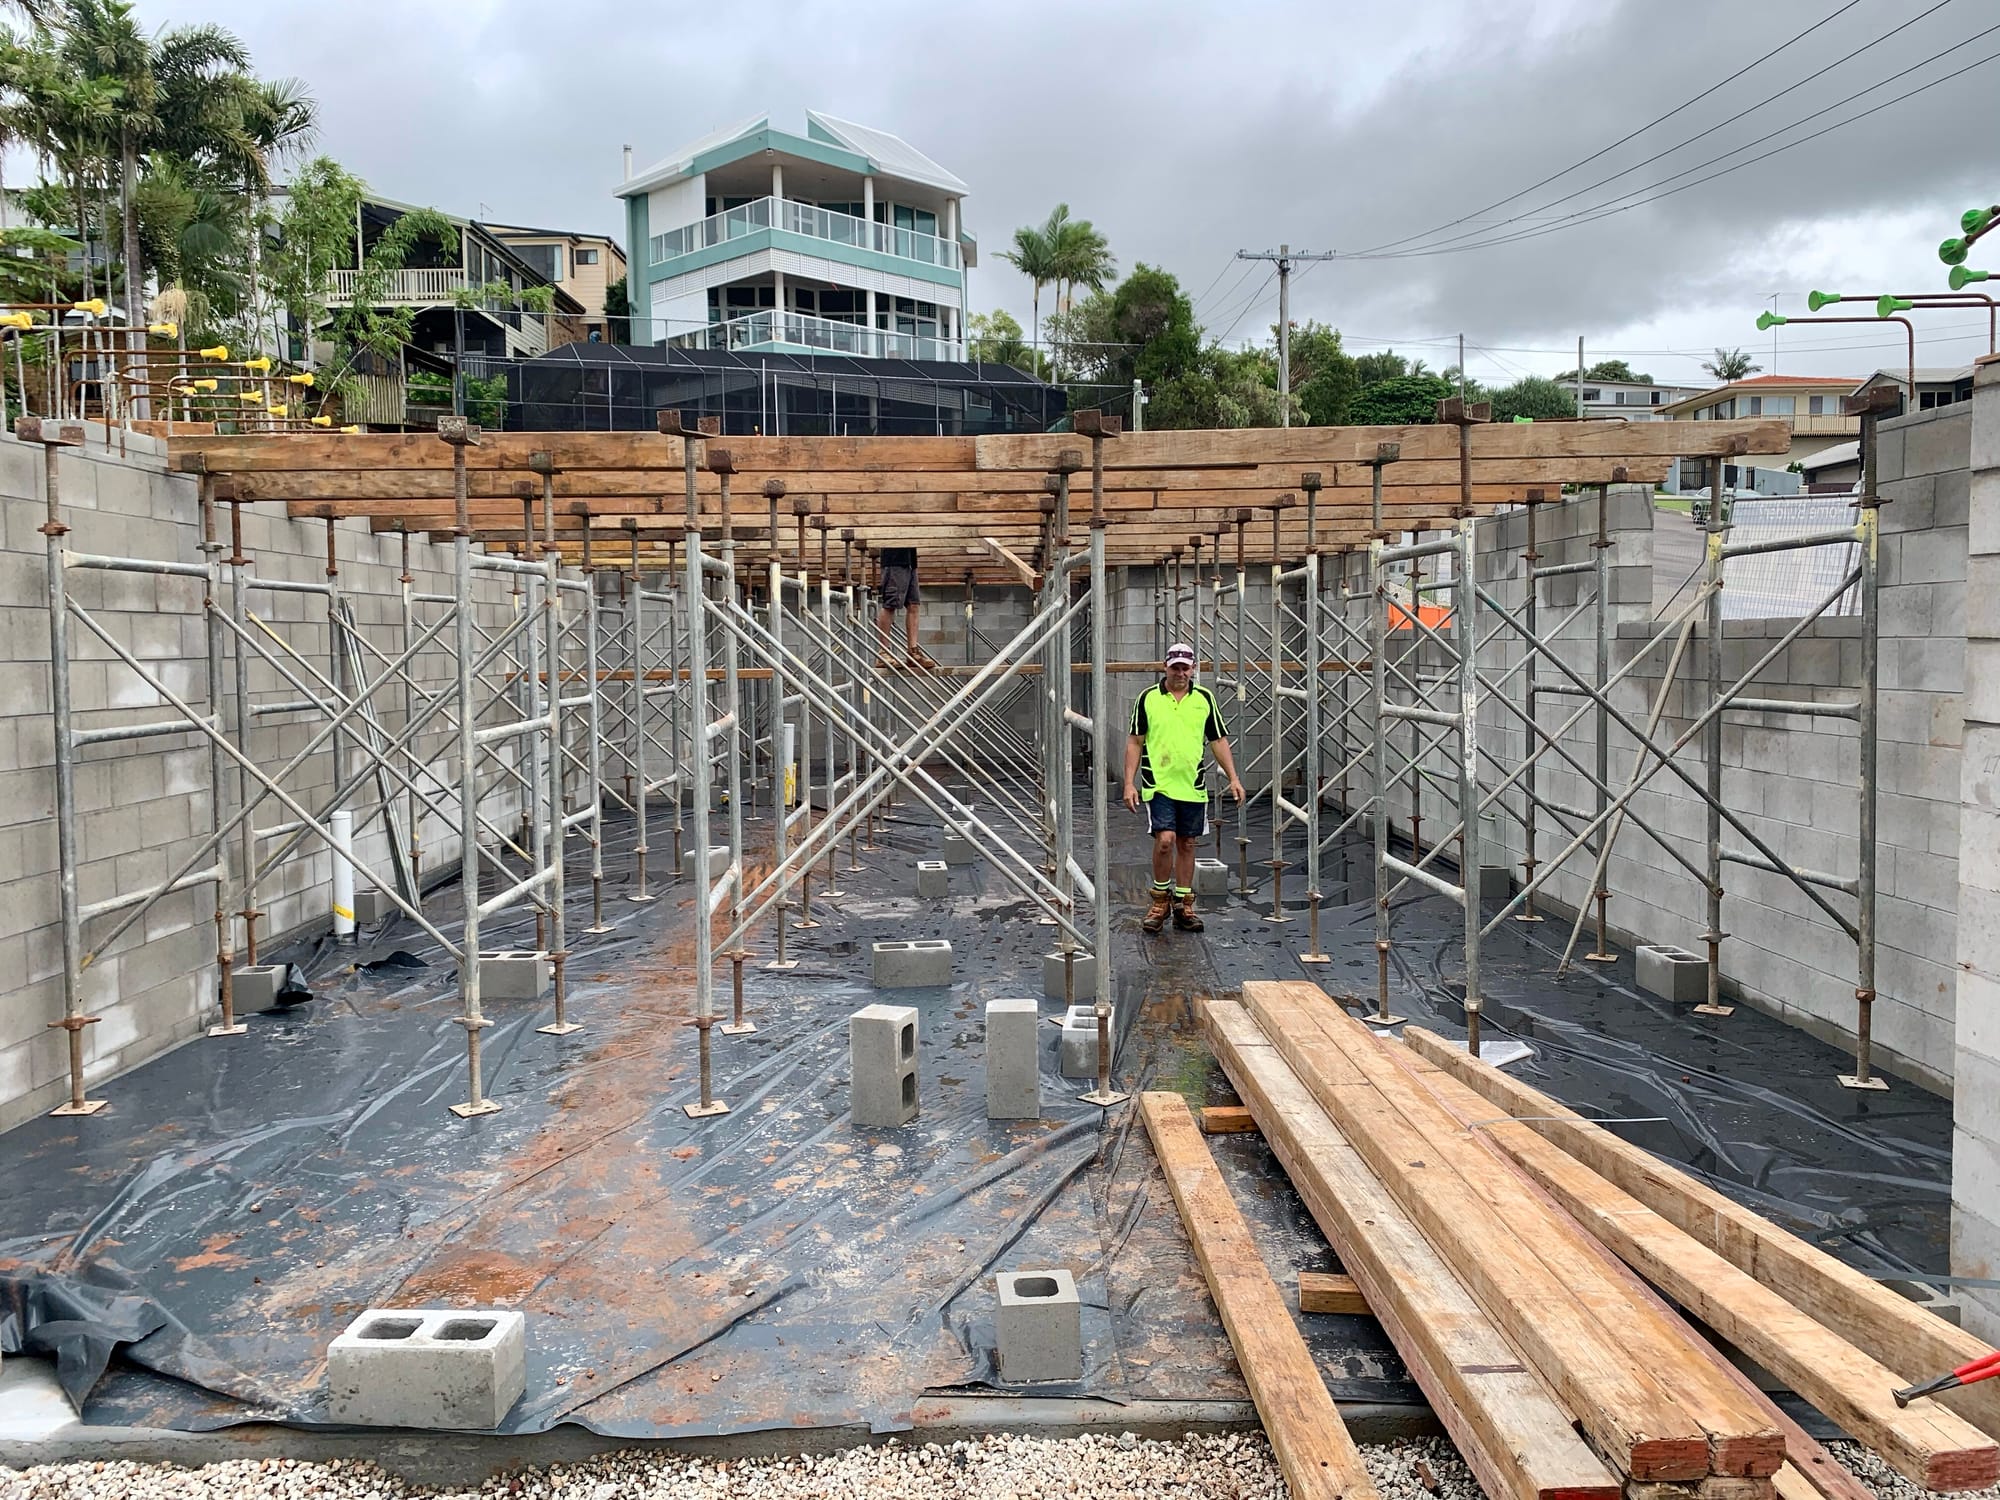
left=1348, top=374, right=1454, bottom=425
left=602, top=274, right=629, bottom=342
left=1003, top=202, right=1115, bottom=376
left=1553, top=358, right=1652, bottom=384
left=966, top=309, right=1043, bottom=376
left=1291, top=321, right=1359, bottom=426
left=1488, top=375, right=1580, bottom=423
left=406, top=367, right=505, bottom=426
left=1353, top=350, right=1421, bottom=385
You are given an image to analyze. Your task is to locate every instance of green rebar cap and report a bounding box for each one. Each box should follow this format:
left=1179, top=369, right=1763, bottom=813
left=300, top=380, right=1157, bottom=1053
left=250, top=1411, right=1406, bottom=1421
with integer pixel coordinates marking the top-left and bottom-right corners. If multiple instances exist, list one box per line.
left=1949, top=265, right=1991, bottom=290
left=1877, top=296, right=1915, bottom=316
left=1755, top=310, right=1787, bottom=331
left=1807, top=290, right=1841, bottom=311
left=1941, top=237, right=1969, bottom=266
left=1964, top=207, right=1995, bottom=234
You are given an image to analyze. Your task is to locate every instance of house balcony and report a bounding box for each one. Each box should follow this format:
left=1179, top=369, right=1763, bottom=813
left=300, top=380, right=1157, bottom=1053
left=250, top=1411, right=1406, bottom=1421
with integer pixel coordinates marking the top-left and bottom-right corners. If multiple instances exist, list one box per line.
left=670, top=309, right=962, bottom=362
left=648, top=196, right=961, bottom=275
left=325, top=267, right=470, bottom=305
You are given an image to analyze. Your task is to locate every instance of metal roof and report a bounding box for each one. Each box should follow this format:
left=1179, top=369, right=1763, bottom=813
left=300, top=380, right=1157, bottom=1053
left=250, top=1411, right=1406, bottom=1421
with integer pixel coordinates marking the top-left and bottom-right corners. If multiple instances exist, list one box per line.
left=805, top=111, right=968, bottom=195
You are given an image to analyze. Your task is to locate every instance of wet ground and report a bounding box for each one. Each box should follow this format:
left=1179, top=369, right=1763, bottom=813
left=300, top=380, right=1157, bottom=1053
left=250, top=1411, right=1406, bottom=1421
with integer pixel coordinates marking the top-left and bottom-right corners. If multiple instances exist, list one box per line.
left=0, top=787, right=1954, bottom=1441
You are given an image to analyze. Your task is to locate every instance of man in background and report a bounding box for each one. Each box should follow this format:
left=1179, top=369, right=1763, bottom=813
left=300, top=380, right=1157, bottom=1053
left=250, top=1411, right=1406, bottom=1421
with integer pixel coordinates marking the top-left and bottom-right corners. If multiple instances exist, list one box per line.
left=876, top=546, right=935, bottom=668
left=1123, top=642, right=1245, bottom=933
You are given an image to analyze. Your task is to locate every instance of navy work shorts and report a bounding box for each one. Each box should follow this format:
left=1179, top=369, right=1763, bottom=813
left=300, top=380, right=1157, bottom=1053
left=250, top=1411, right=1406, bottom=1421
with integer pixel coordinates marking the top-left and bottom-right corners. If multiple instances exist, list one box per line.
left=881, top=565, right=920, bottom=610
left=1147, top=794, right=1207, bottom=839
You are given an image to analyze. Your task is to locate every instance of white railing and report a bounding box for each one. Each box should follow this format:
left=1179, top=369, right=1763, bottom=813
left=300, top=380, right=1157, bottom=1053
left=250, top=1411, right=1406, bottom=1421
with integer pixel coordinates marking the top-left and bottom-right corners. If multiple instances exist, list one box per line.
left=670, top=309, right=961, bottom=362
left=324, top=267, right=469, bottom=305
left=649, top=196, right=960, bottom=272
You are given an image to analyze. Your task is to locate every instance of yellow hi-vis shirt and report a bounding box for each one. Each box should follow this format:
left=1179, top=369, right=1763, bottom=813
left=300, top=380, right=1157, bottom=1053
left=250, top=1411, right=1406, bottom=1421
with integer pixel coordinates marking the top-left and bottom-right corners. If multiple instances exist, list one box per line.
left=1129, top=681, right=1230, bottom=803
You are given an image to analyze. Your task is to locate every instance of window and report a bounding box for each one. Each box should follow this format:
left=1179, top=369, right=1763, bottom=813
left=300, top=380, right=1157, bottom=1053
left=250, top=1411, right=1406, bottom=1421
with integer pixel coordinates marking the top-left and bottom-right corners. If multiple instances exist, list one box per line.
left=1760, top=395, right=1793, bottom=415
left=1582, top=388, right=1600, bottom=402
left=514, top=242, right=563, bottom=281
left=1651, top=390, right=1664, bottom=404
left=576, top=247, right=599, bottom=266
left=1809, top=395, right=1828, bottom=415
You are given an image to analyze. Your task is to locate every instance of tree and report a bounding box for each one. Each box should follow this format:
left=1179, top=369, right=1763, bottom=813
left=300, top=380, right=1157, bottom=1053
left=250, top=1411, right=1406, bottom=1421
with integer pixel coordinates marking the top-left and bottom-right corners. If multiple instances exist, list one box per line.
left=1352, top=350, right=1411, bottom=385
left=1552, top=358, right=1652, bottom=384
left=61, top=0, right=250, bottom=378
left=966, top=309, right=1041, bottom=376
left=1348, top=374, right=1454, bottom=425
left=1488, top=374, right=1582, bottom=423
left=1290, top=320, right=1358, bottom=426
left=602, top=274, right=629, bottom=343
left=1702, top=347, right=1761, bottom=382
left=1001, top=206, right=1063, bottom=372
left=1046, top=207, right=1113, bottom=379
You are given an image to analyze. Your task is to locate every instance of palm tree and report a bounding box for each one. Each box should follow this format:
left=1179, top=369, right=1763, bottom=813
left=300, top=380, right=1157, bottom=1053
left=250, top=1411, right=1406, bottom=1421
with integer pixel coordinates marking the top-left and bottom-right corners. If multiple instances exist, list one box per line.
left=215, top=74, right=317, bottom=356
left=1001, top=205, right=1065, bottom=375
left=62, top=0, right=248, bottom=408
left=1047, top=211, right=1113, bottom=381
left=1703, top=347, right=1761, bottom=382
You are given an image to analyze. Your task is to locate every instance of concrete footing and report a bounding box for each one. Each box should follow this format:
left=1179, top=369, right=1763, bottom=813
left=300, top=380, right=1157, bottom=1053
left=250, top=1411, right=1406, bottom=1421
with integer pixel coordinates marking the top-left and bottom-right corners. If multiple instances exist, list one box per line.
left=850, top=1003, right=919, bottom=1128
left=353, top=888, right=390, bottom=924
left=996, top=1270, right=1082, bottom=1383
left=915, top=860, right=949, bottom=899
left=1478, top=866, right=1513, bottom=902
left=873, top=939, right=953, bottom=988
left=1636, top=943, right=1707, bottom=1005
left=1192, top=859, right=1229, bottom=896
left=1041, top=951, right=1098, bottom=1001
left=326, top=1309, right=527, bottom=1430
left=940, top=833, right=976, bottom=866
left=985, top=998, right=1041, bottom=1120
left=479, top=952, right=550, bottom=1001
left=1059, top=1004, right=1116, bottom=1079
left=234, top=964, right=287, bottom=1009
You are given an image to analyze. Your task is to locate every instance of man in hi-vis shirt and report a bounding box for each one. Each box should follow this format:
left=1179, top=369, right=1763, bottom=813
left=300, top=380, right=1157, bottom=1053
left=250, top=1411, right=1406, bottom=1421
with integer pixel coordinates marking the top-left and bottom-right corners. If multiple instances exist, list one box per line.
left=1122, top=642, right=1245, bottom=933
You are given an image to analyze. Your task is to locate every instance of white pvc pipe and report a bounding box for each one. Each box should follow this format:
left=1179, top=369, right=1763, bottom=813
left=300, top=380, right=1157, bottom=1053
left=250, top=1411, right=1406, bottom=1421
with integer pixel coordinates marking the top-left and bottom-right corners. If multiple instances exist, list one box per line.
left=330, top=809, right=356, bottom=941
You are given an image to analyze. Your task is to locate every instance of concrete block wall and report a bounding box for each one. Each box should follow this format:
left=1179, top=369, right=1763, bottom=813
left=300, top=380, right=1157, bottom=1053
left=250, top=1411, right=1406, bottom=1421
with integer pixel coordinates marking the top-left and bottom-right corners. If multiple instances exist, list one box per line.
left=0, top=429, right=519, bottom=1131
left=1953, top=356, right=2000, bottom=1337
left=1350, top=449, right=1966, bottom=1091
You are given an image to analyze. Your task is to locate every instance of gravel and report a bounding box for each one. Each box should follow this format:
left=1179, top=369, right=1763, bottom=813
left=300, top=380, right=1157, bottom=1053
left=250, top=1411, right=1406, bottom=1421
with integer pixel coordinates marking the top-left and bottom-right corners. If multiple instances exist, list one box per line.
left=0, top=1433, right=1483, bottom=1500
left=1829, top=1439, right=1997, bottom=1500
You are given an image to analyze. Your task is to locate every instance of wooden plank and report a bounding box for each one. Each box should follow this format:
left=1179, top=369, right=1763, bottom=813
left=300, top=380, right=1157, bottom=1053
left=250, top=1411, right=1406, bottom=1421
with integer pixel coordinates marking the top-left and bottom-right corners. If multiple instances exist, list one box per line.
left=1205, top=1001, right=1621, bottom=1500
left=1384, top=1049, right=1873, bottom=1500
left=1199, top=1103, right=1258, bottom=1134
left=1138, top=1092, right=1379, bottom=1500
left=1399, top=1027, right=2000, bottom=1441
left=1298, top=1272, right=1369, bottom=1315
left=1393, top=1046, right=1996, bottom=1491
left=1241, top=982, right=1751, bottom=1482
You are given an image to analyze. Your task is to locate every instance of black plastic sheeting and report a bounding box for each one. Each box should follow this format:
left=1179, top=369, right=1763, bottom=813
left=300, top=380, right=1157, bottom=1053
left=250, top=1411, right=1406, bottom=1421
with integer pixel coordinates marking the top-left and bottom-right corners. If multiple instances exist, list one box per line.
left=0, top=799, right=1954, bottom=1440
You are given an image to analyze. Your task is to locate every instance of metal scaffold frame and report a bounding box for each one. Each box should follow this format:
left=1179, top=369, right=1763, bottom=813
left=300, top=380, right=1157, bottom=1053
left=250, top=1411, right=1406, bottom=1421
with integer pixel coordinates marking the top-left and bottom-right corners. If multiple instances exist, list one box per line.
left=36, top=404, right=1882, bottom=1128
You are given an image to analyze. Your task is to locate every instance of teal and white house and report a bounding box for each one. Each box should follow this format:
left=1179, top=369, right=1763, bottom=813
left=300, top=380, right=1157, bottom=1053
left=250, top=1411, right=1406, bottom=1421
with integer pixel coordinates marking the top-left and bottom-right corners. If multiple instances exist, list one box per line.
left=617, top=113, right=976, bottom=360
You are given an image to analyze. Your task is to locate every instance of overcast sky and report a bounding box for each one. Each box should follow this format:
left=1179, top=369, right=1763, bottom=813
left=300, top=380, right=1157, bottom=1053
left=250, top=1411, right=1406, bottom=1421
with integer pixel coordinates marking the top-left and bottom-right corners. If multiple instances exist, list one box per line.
left=141, top=0, right=2000, bottom=389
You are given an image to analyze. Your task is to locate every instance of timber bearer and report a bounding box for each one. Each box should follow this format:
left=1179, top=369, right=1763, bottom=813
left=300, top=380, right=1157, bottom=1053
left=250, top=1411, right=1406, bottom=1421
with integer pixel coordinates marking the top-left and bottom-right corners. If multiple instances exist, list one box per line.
left=1123, top=642, right=1245, bottom=934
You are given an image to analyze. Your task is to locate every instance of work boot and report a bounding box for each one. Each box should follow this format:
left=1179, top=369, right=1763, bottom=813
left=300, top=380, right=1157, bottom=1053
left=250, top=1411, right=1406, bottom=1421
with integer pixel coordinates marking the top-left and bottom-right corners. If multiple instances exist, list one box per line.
left=908, top=646, right=940, bottom=671
left=1173, top=890, right=1204, bottom=932
left=1141, top=885, right=1173, bottom=934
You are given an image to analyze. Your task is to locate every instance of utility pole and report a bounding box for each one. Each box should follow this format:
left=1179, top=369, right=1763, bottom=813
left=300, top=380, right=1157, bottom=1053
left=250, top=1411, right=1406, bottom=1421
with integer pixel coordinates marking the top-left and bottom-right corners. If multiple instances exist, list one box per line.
left=1131, top=377, right=1149, bottom=432
left=1576, top=336, right=1585, bottom=418
left=1237, top=242, right=1336, bottom=426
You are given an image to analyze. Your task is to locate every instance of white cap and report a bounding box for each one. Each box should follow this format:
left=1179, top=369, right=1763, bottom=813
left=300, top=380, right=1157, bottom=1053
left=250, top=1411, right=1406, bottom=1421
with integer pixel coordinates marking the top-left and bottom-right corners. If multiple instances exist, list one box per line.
left=1165, top=642, right=1196, bottom=665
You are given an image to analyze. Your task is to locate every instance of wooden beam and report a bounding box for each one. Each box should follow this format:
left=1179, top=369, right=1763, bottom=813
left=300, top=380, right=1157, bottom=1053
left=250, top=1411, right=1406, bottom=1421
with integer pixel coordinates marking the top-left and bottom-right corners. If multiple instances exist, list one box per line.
left=1138, top=1092, right=1379, bottom=1500
left=1241, top=982, right=1778, bottom=1482
left=1205, top=1000, right=1621, bottom=1500
left=1400, top=1027, right=2000, bottom=1441
left=1411, top=1061, right=1996, bottom=1490
left=1199, top=1103, right=1259, bottom=1135
left=979, top=537, right=1038, bottom=589
left=1297, top=1272, right=1369, bottom=1315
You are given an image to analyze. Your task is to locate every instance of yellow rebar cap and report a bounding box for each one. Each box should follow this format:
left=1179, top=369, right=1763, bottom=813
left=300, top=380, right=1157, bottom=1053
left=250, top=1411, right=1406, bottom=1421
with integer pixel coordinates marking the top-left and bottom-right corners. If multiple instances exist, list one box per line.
left=0, top=312, right=32, bottom=329
left=285, top=371, right=315, bottom=387
left=198, top=344, right=229, bottom=360
left=147, top=321, right=178, bottom=337
left=71, top=298, right=105, bottom=315
left=238, top=390, right=263, bottom=405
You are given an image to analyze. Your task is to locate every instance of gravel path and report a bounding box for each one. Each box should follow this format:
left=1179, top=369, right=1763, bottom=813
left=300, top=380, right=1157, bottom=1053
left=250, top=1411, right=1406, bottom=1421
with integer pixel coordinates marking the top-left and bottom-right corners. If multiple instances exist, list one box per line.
left=0, top=1433, right=1479, bottom=1500
left=18, top=1433, right=1999, bottom=1500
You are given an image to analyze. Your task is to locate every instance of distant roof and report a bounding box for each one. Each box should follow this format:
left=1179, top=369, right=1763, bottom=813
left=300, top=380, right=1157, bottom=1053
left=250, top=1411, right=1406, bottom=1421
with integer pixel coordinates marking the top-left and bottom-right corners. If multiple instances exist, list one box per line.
left=484, top=221, right=625, bottom=247
left=1723, top=374, right=1860, bottom=386
left=1855, top=366, right=1974, bottom=388
left=805, top=111, right=968, bottom=194
left=619, top=111, right=966, bottom=199
left=1798, top=440, right=1859, bottom=471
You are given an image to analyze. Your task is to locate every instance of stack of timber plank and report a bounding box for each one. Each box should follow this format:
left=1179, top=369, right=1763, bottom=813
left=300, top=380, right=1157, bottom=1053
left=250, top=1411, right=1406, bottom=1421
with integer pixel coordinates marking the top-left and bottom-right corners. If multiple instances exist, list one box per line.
left=1191, top=980, right=2000, bottom=1500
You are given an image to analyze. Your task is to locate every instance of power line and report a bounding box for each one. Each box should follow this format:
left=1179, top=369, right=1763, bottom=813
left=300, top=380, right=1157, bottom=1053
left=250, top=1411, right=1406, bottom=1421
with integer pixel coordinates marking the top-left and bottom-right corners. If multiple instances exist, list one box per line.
left=1364, top=0, right=1967, bottom=260
left=1346, top=42, right=2000, bottom=262
left=1211, top=268, right=1275, bottom=345
left=1351, top=0, right=1869, bottom=257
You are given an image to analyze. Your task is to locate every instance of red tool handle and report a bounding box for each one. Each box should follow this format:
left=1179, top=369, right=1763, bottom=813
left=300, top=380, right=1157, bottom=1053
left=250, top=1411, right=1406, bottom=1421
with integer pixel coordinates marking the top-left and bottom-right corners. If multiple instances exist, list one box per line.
left=1953, top=1350, right=2000, bottom=1384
